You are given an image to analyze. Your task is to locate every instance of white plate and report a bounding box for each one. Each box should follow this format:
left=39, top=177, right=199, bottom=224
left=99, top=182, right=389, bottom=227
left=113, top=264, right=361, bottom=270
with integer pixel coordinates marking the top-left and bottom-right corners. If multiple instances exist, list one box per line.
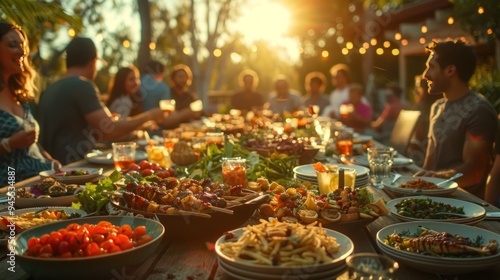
left=350, top=155, right=413, bottom=167
left=85, top=150, right=148, bottom=165
left=218, top=259, right=345, bottom=280
left=382, top=176, right=458, bottom=196
left=0, top=207, right=87, bottom=245
left=293, top=164, right=370, bottom=179
left=376, top=221, right=500, bottom=274
left=386, top=196, right=485, bottom=224
left=216, top=227, right=353, bottom=275
left=39, top=168, right=102, bottom=184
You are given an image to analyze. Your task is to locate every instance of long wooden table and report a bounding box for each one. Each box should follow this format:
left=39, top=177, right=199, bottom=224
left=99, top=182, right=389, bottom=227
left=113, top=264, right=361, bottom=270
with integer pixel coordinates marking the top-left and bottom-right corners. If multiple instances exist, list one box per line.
left=2, top=155, right=500, bottom=280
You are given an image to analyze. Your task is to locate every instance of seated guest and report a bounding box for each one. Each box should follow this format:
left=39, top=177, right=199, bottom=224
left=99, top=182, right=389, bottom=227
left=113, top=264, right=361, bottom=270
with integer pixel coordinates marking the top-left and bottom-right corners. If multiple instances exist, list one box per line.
left=370, top=83, right=404, bottom=142
left=340, top=84, right=372, bottom=133
left=140, top=60, right=170, bottom=111
left=415, top=40, right=497, bottom=198
left=301, top=71, right=330, bottom=115
left=322, top=63, right=351, bottom=118
left=485, top=119, right=500, bottom=207
left=0, top=22, right=59, bottom=185
left=266, top=75, right=302, bottom=115
left=170, top=64, right=198, bottom=111
left=39, top=37, right=164, bottom=164
left=107, top=66, right=143, bottom=119
left=230, top=69, right=264, bottom=112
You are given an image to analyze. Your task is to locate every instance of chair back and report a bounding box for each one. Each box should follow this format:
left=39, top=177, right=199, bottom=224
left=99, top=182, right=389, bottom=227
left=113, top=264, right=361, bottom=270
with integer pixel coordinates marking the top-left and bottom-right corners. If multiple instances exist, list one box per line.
left=389, top=110, right=421, bottom=156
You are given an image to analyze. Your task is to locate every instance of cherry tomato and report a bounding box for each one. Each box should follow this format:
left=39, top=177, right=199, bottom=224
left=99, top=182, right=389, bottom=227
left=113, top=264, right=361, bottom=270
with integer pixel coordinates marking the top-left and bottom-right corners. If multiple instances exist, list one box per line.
left=139, top=161, right=152, bottom=170
left=141, top=169, right=154, bottom=177
left=128, top=163, right=140, bottom=171
left=155, top=170, right=169, bottom=179
left=39, top=234, right=51, bottom=245
left=92, top=234, right=106, bottom=245
left=136, top=234, right=153, bottom=246
left=132, top=226, right=147, bottom=240
left=119, top=224, right=133, bottom=237
left=58, top=241, right=71, bottom=255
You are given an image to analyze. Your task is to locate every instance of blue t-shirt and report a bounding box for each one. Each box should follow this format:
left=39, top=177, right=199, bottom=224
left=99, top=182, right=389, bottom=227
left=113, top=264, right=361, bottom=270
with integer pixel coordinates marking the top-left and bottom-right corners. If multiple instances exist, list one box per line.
left=140, top=75, right=170, bottom=111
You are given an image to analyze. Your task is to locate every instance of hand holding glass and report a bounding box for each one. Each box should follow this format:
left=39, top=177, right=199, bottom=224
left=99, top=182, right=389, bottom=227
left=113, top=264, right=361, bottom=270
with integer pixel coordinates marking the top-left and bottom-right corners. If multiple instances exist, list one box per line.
left=159, top=99, right=176, bottom=113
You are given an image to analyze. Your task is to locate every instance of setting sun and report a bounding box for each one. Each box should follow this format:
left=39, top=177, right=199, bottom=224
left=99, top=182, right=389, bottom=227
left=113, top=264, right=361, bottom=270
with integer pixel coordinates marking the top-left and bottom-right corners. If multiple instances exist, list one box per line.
left=232, top=1, right=300, bottom=61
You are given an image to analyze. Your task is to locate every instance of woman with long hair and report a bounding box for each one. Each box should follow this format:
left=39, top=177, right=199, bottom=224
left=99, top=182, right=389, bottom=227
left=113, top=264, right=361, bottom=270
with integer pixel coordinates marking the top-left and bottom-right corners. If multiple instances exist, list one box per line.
left=106, top=66, right=143, bottom=119
left=0, top=21, right=59, bottom=185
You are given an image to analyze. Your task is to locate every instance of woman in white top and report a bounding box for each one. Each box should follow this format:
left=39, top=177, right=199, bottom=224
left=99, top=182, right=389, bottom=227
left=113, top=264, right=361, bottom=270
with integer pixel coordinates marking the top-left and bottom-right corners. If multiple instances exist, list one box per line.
left=322, top=63, right=351, bottom=118
left=107, top=66, right=143, bottom=119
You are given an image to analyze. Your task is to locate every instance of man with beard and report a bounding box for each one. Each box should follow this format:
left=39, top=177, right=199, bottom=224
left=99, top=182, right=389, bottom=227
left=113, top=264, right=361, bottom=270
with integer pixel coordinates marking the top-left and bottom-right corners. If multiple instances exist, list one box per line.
left=415, top=40, right=497, bottom=199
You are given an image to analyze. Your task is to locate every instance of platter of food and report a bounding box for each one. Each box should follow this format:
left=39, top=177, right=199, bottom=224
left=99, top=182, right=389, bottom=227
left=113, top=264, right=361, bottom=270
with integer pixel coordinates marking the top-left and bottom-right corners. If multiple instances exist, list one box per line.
left=258, top=186, right=389, bottom=230
left=109, top=177, right=269, bottom=238
left=215, top=219, right=353, bottom=279
left=386, top=196, right=486, bottom=224
left=85, top=150, right=148, bottom=165
left=382, top=176, right=458, bottom=196
left=0, top=207, right=86, bottom=245
left=39, top=167, right=103, bottom=184
left=376, top=221, right=500, bottom=274
left=14, top=216, right=164, bottom=280
left=7, top=178, right=84, bottom=208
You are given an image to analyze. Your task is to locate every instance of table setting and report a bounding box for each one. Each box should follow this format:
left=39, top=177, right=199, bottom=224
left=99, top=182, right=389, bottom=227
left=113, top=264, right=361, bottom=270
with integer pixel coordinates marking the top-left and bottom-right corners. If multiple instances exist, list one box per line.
left=1, top=113, right=500, bottom=280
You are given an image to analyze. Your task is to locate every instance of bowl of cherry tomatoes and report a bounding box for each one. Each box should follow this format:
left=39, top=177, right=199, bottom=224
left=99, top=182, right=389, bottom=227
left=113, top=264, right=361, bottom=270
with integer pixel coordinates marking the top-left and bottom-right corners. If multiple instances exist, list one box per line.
left=14, top=216, right=164, bottom=280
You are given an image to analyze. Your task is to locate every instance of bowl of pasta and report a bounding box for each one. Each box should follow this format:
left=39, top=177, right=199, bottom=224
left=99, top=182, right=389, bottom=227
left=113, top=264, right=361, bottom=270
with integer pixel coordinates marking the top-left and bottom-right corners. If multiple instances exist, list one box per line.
left=215, top=219, right=354, bottom=279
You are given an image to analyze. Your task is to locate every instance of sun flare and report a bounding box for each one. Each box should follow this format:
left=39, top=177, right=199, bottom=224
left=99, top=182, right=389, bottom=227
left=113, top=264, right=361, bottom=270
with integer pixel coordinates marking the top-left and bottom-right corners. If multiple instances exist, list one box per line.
left=233, top=1, right=299, bottom=61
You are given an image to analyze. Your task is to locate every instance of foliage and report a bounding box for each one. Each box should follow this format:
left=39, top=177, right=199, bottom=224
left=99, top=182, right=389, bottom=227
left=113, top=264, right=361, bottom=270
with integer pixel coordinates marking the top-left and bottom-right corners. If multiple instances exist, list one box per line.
left=470, top=59, right=500, bottom=113
left=451, top=0, right=500, bottom=41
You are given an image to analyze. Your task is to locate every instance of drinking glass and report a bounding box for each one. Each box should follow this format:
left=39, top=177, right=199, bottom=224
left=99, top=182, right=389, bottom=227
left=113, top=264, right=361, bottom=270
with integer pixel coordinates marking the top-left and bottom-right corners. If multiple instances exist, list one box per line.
left=159, top=99, right=176, bottom=113
left=112, top=142, right=137, bottom=171
left=206, top=132, right=225, bottom=147
left=336, top=128, right=354, bottom=156
left=367, top=147, right=394, bottom=186
left=317, top=169, right=357, bottom=194
left=191, top=136, right=207, bottom=153
left=162, top=130, right=179, bottom=153
left=339, top=104, right=354, bottom=119
left=146, top=145, right=168, bottom=167
left=221, top=157, right=247, bottom=188
left=346, top=253, right=399, bottom=280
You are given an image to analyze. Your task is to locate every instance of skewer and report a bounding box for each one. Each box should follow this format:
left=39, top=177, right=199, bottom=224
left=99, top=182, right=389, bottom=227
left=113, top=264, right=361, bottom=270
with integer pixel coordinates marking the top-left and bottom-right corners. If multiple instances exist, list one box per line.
left=209, top=206, right=234, bottom=215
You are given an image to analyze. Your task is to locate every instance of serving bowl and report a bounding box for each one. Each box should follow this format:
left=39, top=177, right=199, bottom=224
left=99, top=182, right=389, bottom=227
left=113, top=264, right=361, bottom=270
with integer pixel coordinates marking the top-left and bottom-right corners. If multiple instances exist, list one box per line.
left=110, top=194, right=269, bottom=239
left=14, top=216, right=164, bottom=280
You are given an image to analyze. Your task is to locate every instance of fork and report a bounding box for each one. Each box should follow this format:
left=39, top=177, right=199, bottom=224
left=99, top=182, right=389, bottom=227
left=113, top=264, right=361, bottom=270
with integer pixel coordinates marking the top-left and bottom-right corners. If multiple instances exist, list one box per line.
left=434, top=212, right=470, bottom=218
left=391, top=173, right=402, bottom=185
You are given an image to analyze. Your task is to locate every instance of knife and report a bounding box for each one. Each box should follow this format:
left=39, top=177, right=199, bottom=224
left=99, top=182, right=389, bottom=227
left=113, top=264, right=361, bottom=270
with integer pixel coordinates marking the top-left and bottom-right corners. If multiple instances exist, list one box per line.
left=485, top=212, right=500, bottom=220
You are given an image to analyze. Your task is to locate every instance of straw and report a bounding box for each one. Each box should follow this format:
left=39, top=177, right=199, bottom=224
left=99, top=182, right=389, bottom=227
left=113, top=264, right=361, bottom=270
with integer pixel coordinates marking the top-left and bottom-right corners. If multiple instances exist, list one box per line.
left=339, top=168, right=345, bottom=190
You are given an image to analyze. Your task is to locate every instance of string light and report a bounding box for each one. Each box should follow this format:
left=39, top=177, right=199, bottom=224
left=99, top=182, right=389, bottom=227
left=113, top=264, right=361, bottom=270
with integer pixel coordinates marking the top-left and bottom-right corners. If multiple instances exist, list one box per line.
left=341, top=48, right=349, bottom=55
left=321, top=50, right=329, bottom=58
left=149, top=42, right=156, bottom=50
left=68, top=28, right=76, bottom=37
left=421, top=24, right=428, bottom=34
left=478, top=6, right=484, bottom=14
left=401, top=39, right=408, bottom=46
left=392, top=49, right=400, bottom=56
left=487, top=29, right=493, bottom=35
left=346, top=42, right=354, bottom=49
left=122, top=39, right=130, bottom=48
left=419, top=37, right=426, bottom=44
left=394, top=32, right=402, bottom=40
left=376, top=48, right=384, bottom=55
left=213, top=49, right=222, bottom=57
left=448, top=16, right=454, bottom=25
left=359, top=47, right=366, bottom=54
left=363, top=42, right=370, bottom=49
left=383, top=41, right=391, bottom=48
left=370, top=38, right=377, bottom=46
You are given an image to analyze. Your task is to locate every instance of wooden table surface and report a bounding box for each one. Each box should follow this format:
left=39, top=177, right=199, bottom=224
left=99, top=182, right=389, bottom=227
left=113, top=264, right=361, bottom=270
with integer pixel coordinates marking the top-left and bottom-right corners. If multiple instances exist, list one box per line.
left=2, top=152, right=500, bottom=280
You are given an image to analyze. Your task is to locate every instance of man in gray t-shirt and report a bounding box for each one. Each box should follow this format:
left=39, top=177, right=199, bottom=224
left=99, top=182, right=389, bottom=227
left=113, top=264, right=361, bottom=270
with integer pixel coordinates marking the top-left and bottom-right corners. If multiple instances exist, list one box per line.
left=417, top=40, right=497, bottom=198
left=39, top=37, right=163, bottom=164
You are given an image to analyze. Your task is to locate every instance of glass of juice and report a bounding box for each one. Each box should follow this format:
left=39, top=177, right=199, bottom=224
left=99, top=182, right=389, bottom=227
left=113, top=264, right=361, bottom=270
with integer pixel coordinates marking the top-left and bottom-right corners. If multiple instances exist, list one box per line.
left=163, top=130, right=179, bottom=153
left=146, top=145, right=168, bottom=167
left=221, top=157, right=247, bottom=187
left=206, top=132, right=225, bottom=147
left=335, top=128, right=354, bottom=156
left=317, top=168, right=357, bottom=194
left=112, top=142, right=137, bottom=171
